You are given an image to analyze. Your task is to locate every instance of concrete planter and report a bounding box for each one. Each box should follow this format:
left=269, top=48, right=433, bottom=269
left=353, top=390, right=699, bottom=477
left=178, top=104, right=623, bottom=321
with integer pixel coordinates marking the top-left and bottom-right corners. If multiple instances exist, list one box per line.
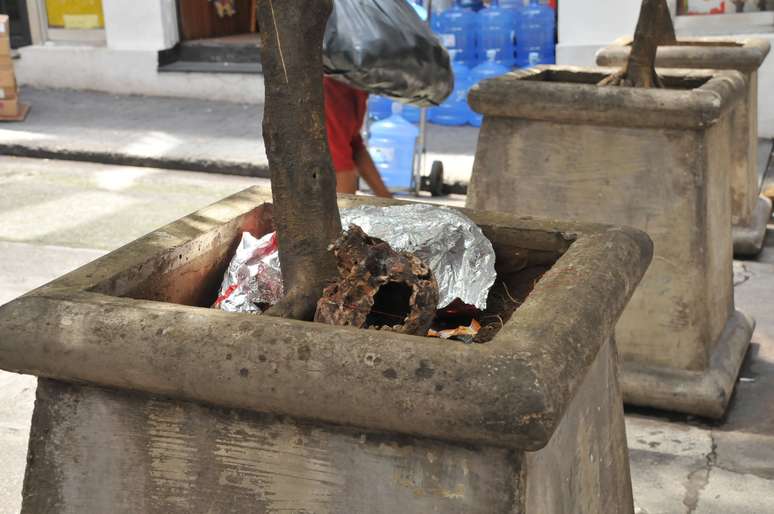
left=597, top=37, right=772, bottom=257
left=0, top=187, right=651, bottom=513
left=467, top=66, right=754, bottom=418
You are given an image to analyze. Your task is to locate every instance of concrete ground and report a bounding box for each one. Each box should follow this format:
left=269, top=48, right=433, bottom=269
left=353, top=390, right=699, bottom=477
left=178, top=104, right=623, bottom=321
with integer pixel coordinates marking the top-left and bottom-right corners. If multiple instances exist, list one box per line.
left=0, top=155, right=773, bottom=513
left=0, top=87, right=478, bottom=185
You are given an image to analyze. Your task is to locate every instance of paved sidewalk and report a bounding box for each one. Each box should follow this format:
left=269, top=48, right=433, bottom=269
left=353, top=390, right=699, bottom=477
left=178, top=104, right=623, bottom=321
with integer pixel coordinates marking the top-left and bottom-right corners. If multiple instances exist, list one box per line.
left=0, top=87, right=478, bottom=185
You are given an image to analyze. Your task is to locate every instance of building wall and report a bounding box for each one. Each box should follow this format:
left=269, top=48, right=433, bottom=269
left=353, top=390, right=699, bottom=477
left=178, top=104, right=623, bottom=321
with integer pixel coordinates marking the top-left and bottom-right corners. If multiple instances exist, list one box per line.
left=556, top=0, right=774, bottom=138
left=15, top=0, right=265, bottom=103
left=103, top=0, right=178, bottom=51
left=14, top=45, right=264, bottom=103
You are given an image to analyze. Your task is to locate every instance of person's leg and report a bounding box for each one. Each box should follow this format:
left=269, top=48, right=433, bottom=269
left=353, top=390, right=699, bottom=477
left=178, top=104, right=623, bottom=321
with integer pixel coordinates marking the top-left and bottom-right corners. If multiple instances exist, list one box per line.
left=336, top=170, right=359, bottom=194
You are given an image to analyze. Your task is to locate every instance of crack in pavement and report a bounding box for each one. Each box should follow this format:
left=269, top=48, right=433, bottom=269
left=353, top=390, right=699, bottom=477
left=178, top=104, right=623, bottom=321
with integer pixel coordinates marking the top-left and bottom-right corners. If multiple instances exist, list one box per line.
left=733, top=261, right=753, bottom=287
left=683, top=432, right=718, bottom=514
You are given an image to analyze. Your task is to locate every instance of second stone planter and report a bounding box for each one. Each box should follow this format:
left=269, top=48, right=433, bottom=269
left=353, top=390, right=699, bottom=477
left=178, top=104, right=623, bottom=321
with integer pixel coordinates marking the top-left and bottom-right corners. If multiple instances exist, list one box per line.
left=598, top=37, right=772, bottom=256
left=467, top=66, right=754, bottom=418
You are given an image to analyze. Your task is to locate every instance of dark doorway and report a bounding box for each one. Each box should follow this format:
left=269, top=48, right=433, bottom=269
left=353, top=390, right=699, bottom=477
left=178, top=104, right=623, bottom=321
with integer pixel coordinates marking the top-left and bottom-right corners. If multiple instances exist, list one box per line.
left=160, top=0, right=261, bottom=74
left=0, top=0, right=33, bottom=48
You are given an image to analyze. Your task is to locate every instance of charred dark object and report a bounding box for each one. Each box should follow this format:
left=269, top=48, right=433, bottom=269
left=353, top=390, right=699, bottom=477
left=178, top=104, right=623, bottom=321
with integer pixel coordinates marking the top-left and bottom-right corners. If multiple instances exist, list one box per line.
left=315, top=225, right=439, bottom=335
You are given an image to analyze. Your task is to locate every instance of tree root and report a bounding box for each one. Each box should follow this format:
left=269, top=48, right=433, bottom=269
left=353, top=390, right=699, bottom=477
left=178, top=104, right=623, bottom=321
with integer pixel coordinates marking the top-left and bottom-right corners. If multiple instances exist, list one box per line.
left=597, top=65, right=666, bottom=88
left=264, top=288, right=323, bottom=321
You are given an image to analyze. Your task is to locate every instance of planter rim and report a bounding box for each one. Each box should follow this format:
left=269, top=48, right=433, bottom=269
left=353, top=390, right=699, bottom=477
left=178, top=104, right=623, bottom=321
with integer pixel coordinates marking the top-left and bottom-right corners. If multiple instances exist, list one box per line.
left=0, top=186, right=652, bottom=451
left=468, top=65, right=746, bottom=129
left=597, top=36, right=771, bottom=72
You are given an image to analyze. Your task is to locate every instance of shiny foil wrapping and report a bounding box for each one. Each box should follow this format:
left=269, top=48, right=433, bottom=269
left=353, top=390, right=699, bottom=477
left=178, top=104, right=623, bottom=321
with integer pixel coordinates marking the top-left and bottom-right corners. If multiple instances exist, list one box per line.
left=213, top=231, right=283, bottom=313
left=216, top=204, right=496, bottom=312
left=340, top=204, right=495, bottom=309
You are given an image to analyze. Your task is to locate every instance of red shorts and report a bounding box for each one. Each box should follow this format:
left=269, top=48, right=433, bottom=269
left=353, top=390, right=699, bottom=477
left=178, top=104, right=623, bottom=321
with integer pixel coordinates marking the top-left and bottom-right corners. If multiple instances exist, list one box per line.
left=323, top=77, right=369, bottom=173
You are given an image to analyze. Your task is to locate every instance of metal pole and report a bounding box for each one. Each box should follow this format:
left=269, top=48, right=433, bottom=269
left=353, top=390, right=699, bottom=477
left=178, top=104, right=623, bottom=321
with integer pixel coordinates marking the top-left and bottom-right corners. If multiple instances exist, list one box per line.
left=413, top=0, right=433, bottom=196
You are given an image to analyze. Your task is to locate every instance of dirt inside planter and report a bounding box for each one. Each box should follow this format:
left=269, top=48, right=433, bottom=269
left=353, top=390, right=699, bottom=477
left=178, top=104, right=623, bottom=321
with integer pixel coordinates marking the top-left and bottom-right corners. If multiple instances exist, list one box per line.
left=522, top=68, right=712, bottom=90
left=430, top=266, right=549, bottom=344
left=624, top=40, right=743, bottom=48
left=100, top=204, right=556, bottom=344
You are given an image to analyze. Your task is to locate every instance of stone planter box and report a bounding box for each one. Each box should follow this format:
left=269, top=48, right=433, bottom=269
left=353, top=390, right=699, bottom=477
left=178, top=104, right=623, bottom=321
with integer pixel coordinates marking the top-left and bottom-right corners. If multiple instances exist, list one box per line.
left=0, top=186, right=651, bottom=513
left=597, top=37, right=772, bottom=257
left=467, top=66, right=755, bottom=418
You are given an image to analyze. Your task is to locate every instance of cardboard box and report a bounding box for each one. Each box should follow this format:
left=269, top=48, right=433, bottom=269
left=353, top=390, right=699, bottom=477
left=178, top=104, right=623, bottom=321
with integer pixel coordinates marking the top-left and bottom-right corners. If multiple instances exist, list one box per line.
left=0, top=63, right=15, bottom=90
left=0, top=15, right=10, bottom=37
left=0, top=81, right=17, bottom=100
left=0, top=97, right=19, bottom=118
left=0, top=84, right=16, bottom=100
left=0, top=38, right=10, bottom=57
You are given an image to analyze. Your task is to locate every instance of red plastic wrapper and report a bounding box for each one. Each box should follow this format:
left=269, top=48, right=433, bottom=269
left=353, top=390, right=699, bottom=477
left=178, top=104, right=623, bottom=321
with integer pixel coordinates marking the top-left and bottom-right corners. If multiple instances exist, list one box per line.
left=213, top=231, right=283, bottom=313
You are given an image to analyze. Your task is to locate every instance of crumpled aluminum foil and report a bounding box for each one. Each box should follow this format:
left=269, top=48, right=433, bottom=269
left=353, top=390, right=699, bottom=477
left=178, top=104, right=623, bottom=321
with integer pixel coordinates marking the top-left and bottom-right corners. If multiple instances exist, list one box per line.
left=215, top=204, right=496, bottom=312
left=340, top=204, right=495, bottom=309
left=213, top=231, right=283, bottom=313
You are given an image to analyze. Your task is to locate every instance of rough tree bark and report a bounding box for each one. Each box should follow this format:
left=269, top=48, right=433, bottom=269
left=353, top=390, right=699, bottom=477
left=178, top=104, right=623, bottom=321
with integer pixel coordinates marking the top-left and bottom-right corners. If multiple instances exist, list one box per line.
left=598, top=0, right=676, bottom=87
left=256, top=0, right=342, bottom=320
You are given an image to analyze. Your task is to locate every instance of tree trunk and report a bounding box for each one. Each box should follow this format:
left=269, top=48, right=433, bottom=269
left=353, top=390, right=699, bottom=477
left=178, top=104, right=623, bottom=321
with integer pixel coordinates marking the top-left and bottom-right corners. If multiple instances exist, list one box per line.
left=599, top=0, right=676, bottom=88
left=256, top=0, right=342, bottom=320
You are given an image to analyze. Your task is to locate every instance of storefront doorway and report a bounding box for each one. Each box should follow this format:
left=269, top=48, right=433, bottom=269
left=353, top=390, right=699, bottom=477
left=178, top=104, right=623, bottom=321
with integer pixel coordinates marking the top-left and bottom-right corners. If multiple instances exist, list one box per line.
left=163, top=0, right=260, bottom=73
left=0, top=0, right=33, bottom=48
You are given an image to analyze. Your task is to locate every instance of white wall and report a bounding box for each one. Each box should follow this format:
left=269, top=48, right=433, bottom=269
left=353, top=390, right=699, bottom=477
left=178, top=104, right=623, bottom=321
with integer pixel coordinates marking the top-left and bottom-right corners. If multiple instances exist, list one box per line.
left=558, top=0, right=640, bottom=47
left=102, top=0, right=179, bottom=51
left=15, top=45, right=264, bottom=104
left=14, top=1, right=266, bottom=103
left=556, top=0, right=641, bottom=67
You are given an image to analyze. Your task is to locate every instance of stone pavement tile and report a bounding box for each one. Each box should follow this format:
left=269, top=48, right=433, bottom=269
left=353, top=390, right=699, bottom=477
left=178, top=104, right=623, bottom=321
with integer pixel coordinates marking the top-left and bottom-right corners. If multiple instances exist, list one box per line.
left=714, top=261, right=774, bottom=481
left=627, top=415, right=713, bottom=459
left=695, top=468, right=774, bottom=514
left=0, top=87, right=269, bottom=175
left=750, top=228, right=774, bottom=265
left=714, top=430, right=774, bottom=481
left=0, top=241, right=106, bottom=306
left=0, top=157, right=266, bottom=250
left=626, top=415, right=714, bottom=514
left=0, top=88, right=480, bottom=185
left=0, top=373, right=36, bottom=514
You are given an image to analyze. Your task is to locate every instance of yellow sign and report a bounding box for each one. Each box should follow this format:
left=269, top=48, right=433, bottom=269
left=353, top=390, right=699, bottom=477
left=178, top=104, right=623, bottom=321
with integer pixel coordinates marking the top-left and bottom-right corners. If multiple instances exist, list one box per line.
left=63, top=14, right=101, bottom=29
left=46, top=0, right=104, bottom=29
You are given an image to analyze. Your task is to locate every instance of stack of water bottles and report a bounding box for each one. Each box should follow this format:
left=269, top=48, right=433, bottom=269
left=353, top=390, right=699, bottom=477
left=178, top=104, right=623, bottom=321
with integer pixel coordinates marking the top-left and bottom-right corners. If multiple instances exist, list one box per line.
left=366, top=0, right=556, bottom=192
left=368, top=0, right=556, bottom=127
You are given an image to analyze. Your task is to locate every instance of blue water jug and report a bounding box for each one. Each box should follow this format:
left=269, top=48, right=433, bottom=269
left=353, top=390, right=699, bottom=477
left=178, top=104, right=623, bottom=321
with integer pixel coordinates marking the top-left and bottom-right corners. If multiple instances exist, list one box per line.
left=402, top=103, right=422, bottom=124
left=368, top=96, right=393, bottom=121
left=477, top=0, right=516, bottom=67
left=368, top=104, right=419, bottom=190
left=468, top=50, right=509, bottom=127
left=515, top=0, right=555, bottom=68
left=459, top=0, right=485, bottom=11
left=429, top=57, right=475, bottom=126
left=435, top=0, right=479, bottom=67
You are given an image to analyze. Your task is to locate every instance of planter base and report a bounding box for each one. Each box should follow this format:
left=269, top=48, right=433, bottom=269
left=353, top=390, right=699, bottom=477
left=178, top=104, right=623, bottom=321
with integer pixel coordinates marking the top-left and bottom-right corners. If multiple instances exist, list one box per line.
left=21, top=339, right=634, bottom=514
left=733, top=195, right=773, bottom=257
left=621, top=310, right=754, bottom=419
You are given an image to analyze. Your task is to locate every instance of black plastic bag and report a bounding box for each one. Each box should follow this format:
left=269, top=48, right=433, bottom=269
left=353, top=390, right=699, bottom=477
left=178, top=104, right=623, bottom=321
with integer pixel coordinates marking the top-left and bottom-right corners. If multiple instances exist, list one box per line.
left=323, top=0, right=453, bottom=107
